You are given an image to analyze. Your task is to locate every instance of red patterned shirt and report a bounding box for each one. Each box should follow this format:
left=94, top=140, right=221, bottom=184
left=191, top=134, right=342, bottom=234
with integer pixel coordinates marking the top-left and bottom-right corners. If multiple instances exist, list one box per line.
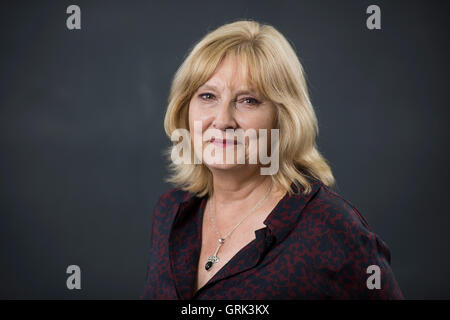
left=141, top=177, right=403, bottom=299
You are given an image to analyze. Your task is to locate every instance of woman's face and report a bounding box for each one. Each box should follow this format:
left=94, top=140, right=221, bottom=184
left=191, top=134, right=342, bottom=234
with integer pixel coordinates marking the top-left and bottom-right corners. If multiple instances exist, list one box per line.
left=188, top=54, right=277, bottom=172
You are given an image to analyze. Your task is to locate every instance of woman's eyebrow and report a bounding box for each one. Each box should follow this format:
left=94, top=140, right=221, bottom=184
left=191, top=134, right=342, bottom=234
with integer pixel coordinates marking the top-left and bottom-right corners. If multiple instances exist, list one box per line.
left=198, top=84, right=219, bottom=91
left=199, top=84, right=259, bottom=96
left=235, top=89, right=258, bottom=96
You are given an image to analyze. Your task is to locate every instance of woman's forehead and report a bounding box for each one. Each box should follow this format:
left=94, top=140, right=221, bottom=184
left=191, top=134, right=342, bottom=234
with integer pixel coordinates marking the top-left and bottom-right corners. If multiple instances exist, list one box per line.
left=201, top=63, right=256, bottom=92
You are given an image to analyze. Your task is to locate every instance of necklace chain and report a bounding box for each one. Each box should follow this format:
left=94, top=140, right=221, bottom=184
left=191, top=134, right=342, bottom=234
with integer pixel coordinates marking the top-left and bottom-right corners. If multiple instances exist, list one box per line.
left=209, top=180, right=274, bottom=241
left=204, top=180, right=274, bottom=271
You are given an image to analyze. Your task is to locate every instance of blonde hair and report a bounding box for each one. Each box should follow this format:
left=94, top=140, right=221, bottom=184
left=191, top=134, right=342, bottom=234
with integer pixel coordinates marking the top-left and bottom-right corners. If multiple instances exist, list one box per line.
left=163, top=19, right=335, bottom=197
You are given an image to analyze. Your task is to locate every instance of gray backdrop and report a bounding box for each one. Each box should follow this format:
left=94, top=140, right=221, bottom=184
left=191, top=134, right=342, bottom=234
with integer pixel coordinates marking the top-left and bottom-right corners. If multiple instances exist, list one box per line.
left=1, top=0, right=449, bottom=299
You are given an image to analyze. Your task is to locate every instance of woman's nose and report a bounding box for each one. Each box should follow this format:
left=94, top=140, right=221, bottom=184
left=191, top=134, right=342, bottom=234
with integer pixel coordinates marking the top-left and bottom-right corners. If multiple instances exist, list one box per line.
left=212, top=100, right=236, bottom=130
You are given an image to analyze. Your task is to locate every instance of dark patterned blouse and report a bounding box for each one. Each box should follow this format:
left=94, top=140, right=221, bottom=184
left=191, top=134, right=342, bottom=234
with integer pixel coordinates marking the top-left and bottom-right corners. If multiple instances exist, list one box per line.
left=140, top=177, right=403, bottom=299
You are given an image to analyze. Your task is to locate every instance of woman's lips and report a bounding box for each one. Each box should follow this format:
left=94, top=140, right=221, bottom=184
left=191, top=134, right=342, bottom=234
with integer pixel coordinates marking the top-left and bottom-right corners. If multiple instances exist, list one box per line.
left=209, top=137, right=239, bottom=146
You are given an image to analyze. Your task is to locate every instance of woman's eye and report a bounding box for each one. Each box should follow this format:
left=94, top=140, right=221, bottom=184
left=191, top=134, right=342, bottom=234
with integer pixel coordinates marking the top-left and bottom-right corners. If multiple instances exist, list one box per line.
left=198, top=93, right=260, bottom=106
left=241, top=97, right=260, bottom=106
left=199, top=93, right=215, bottom=101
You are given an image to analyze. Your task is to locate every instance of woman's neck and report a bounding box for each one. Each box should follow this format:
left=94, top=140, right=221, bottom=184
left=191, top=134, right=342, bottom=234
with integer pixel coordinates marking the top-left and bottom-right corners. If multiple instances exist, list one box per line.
left=209, top=166, right=275, bottom=211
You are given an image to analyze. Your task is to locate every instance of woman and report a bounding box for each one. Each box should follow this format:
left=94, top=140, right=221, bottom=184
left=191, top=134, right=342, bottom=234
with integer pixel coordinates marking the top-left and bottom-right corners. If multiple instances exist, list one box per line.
left=141, top=20, right=403, bottom=299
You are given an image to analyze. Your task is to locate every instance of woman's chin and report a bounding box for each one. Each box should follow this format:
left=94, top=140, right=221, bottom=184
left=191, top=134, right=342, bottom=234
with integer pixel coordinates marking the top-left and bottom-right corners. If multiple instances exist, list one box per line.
left=205, top=162, right=243, bottom=171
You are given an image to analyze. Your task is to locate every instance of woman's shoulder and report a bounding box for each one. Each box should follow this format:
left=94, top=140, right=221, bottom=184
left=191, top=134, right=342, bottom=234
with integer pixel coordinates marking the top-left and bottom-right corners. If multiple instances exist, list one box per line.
left=305, top=181, right=372, bottom=232
left=149, top=187, right=193, bottom=233
left=155, top=187, right=192, bottom=208
left=297, top=182, right=403, bottom=298
left=301, top=181, right=392, bottom=262
left=297, top=180, right=393, bottom=256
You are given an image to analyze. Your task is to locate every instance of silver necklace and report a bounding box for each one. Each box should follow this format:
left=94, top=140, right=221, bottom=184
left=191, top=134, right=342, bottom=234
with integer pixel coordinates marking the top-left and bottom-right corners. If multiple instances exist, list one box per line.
left=205, top=181, right=274, bottom=271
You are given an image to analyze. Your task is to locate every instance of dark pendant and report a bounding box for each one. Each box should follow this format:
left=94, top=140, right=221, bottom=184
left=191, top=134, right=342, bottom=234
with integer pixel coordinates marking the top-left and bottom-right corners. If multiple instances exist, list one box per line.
left=205, top=239, right=224, bottom=271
